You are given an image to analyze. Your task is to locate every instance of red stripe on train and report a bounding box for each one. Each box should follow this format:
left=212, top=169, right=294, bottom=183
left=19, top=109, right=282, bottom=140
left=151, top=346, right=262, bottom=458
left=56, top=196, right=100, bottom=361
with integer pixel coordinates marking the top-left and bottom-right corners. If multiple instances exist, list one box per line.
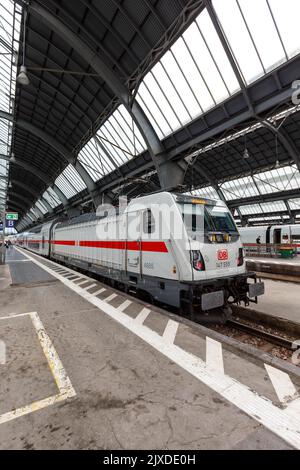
left=26, top=239, right=168, bottom=252
left=51, top=240, right=76, bottom=246
left=79, top=240, right=168, bottom=253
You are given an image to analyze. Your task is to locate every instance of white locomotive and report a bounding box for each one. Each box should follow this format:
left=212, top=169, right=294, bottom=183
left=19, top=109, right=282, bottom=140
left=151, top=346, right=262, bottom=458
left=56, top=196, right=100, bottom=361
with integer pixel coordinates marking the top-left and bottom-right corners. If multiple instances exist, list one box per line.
left=16, top=192, right=264, bottom=322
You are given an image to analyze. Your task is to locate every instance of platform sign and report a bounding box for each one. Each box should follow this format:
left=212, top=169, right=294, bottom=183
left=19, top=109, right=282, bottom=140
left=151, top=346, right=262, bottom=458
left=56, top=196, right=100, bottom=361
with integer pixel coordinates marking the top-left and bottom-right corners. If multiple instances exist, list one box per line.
left=5, top=219, right=14, bottom=228
left=6, top=212, right=18, bottom=221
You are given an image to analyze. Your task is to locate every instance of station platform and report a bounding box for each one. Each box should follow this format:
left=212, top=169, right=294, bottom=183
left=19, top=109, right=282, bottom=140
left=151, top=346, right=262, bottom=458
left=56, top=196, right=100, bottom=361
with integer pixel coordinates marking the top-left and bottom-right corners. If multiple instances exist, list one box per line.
left=0, top=247, right=300, bottom=450
left=246, top=256, right=300, bottom=279
left=243, top=278, right=300, bottom=324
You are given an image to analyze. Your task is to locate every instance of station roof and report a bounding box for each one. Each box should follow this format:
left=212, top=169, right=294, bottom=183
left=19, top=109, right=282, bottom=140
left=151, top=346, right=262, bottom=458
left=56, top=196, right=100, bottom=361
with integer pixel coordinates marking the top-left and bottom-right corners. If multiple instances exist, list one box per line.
left=1, top=0, right=300, bottom=231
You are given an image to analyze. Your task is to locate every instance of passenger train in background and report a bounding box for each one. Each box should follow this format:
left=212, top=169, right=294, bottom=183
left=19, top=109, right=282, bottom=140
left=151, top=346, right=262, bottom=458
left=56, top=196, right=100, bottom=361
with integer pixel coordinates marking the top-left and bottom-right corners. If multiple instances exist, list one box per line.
left=15, top=192, right=264, bottom=323
left=239, top=224, right=300, bottom=252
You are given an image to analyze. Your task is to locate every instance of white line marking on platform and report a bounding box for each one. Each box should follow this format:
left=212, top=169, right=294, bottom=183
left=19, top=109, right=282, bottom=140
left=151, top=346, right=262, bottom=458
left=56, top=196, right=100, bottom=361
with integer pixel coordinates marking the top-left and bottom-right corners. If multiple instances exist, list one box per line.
left=15, top=247, right=300, bottom=449
left=135, top=307, right=150, bottom=324
left=163, top=320, right=179, bottom=344
left=83, top=283, right=97, bottom=291
left=118, top=300, right=132, bottom=312
left=92, top=287, right=106, bottom=296
left=0, top=311, right=75, bottom=425
left=206, top=337, right=224, bottom=374
left=104, top=293, right=117, bottom=302
left=265, top=364, right=297, bottom=403
left=76, top=279, right=90, bottom=286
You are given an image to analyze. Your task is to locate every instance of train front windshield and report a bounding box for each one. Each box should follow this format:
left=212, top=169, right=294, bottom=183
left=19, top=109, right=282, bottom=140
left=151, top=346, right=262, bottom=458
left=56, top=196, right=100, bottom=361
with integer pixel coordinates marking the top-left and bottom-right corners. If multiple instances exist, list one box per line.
left=179, top=202, right=238, bottom=239
left=204, top=205, right=237, bottom=233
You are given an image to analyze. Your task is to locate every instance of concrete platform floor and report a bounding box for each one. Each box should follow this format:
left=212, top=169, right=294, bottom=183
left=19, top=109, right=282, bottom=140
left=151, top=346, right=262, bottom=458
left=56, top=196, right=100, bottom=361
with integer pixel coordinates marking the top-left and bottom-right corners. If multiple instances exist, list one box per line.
left=246, top=278, right=300, bottom=323
left=0, top=247, right=300, bottom=450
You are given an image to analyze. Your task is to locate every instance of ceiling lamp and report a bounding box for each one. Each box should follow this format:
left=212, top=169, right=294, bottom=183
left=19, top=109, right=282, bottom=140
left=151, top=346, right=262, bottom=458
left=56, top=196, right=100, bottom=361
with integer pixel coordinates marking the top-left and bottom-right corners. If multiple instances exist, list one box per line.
left=16, top=10, right=30, bottom=86
left=274, top=133, right=280, bottom=169
left=243, top=148, right=250, bottom=159
left=243, top=132, right=250, bottom=159
left=17, top=65, right=30, bottom=86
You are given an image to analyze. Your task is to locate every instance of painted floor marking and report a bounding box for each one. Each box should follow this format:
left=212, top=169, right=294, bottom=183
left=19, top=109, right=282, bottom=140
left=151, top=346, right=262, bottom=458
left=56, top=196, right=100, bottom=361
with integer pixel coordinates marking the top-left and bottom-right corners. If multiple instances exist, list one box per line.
left=76, top=279, right=90, bottom=286
left=206, top=337, right=224, bottom=374
left=163, top=320, right=179, bottom=344
left=265, top=364, right=297, bottom=403
left=16, top=247, right=300, bottom=449
left=104, top=293, right=117, bottom=303
left=0, top=311, right=75, bottom=425
left=83, top=283, right=97, bottom=291
left=135, top=307, right=151, bottom=324
left=118, top=299, right=132, bottom=312
left=92, top=287, right=106, bottom=296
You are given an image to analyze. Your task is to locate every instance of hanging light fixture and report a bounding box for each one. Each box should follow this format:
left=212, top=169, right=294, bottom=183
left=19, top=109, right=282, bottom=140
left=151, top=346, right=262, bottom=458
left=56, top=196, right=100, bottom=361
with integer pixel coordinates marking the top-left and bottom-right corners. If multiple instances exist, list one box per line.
left=243, top=132, right=250, bottom=159
left=243, top=148, right=250, bottom=159
left=16, top=9, right=30, bottom=86
left=275, top=133, right=280, bottom=168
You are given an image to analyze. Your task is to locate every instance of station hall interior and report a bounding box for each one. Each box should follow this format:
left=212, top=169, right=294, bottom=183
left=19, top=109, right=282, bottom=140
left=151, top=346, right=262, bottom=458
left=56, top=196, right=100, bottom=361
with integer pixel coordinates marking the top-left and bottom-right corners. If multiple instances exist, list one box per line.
left=1, top=0, right=300, bottom=453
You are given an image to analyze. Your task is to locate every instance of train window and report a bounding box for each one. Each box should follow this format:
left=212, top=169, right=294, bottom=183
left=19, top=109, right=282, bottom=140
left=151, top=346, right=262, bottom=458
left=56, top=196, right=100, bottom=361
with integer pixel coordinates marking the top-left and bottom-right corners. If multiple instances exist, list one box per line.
left=204, top=206, right=237, bottom=233
left=143, top=209, right=155, bottom=234
left=180, top=204, right=203, bottom=233
left=291, top=234, right=300, bottom=243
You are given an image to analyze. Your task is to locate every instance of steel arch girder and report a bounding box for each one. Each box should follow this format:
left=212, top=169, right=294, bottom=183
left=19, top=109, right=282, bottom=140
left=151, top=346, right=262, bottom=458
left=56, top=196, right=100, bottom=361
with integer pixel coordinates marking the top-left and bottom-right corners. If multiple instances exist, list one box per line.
left=28, top=2, right=185, bottom=190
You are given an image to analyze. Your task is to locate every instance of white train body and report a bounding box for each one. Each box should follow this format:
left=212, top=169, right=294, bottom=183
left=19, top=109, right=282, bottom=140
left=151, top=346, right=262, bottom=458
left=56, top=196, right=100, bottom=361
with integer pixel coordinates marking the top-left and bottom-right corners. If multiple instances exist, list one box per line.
left=239, top=224, right=300, bottom=252
left=16, top=192, right=264, bottom=320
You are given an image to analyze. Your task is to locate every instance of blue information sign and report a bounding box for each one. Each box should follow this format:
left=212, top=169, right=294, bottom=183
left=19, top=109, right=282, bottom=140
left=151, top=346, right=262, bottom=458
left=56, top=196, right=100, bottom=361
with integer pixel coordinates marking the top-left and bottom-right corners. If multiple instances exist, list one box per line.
left=5, top=219, right=14, bottom=228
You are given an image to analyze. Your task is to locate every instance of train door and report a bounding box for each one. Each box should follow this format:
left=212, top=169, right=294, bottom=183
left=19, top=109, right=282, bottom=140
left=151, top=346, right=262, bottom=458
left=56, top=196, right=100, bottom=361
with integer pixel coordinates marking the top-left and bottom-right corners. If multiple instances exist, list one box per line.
left=273, top=228, right=281, bottom=244
left=125, top=210, right=141, bottom=280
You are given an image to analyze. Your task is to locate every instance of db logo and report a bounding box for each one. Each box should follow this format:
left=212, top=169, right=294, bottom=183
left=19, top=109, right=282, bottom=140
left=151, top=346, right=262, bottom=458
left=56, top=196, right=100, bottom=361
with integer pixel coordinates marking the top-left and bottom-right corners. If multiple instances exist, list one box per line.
left=217, top=249, right=228, bottom=261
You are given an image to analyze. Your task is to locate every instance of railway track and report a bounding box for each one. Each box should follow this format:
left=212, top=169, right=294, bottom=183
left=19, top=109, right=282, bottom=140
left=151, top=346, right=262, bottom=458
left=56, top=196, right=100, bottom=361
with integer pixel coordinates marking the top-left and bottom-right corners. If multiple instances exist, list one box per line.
left=227, top=318, right=295, bottom=350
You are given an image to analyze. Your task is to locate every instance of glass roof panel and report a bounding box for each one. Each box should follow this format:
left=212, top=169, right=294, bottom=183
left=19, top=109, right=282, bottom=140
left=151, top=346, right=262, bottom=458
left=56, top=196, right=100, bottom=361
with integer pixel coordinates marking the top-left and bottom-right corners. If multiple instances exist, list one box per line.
left=212, top=0, right=264, bottom=83
left=220, top=176, right=260, bottom=200
left=260, top=201, right=286, bottom=213
left=239, top=204, right=262, bottom=215
left=268, top=0, right=300, bottom=59
left=212, top=0, right=299, bottom=84
left=136, top=8, right=241, bottom=138
left=42, top=188, right=60, bottom=208
left=237, top=0, right=286, bottom=72
left=288, top=198, right=300, bottom=211
left=35, top=200, right=47, bottom=214
left=78, top=105, right=148, bottom=178
left=253, top=165, right=300, bottom=194
left=187, top=186, right=219, bottom=199
left=195, top=10, right=240, bottom=96
left=55, top=164, right=85, bottom=199
left=0, top=0, right=21, bottom=214
left=63, top=164, right=86, bottom=193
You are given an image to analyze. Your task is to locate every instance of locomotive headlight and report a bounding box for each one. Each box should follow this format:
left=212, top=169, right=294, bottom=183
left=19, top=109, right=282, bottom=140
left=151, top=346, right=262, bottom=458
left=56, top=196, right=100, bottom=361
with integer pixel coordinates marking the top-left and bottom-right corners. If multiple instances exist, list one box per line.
left=191, top=250, right=206, bottom=271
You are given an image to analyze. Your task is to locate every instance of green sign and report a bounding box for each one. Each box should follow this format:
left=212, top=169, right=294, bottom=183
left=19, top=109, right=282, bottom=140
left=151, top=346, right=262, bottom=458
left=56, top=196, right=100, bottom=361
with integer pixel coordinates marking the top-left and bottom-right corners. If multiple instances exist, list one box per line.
left=6, top=212, right=18, bottom=221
